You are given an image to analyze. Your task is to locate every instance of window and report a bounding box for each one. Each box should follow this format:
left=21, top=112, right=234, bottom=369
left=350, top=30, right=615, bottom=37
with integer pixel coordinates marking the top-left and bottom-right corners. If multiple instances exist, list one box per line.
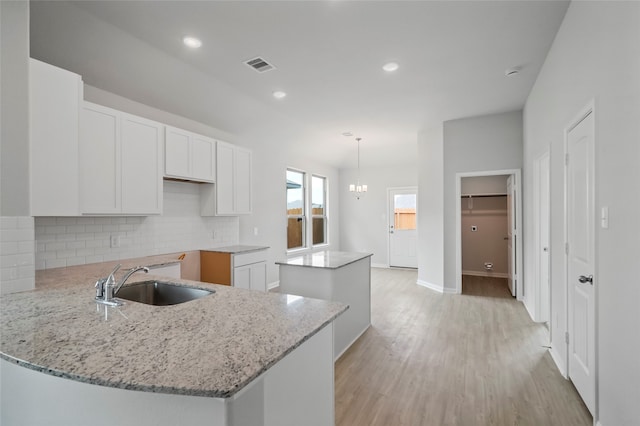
left=312, top=175, right=327, bottom=246
left=286, top=169, right=305, bottom=250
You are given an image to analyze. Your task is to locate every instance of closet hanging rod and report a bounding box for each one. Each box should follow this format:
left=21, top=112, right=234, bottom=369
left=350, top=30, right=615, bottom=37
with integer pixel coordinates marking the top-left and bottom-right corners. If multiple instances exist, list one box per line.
left=460, top=193, right=507, bottom=198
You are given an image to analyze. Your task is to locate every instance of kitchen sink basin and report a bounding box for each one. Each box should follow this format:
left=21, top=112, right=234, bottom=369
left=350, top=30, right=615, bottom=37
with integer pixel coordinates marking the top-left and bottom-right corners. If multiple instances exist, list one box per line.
left=115, top=280, right=214, bottom=306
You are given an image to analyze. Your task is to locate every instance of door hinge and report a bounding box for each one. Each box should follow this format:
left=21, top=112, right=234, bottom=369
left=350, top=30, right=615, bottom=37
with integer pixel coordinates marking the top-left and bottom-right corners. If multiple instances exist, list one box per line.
left=565, top=332, right=570, bottom=345
left=565, top=153, right=569, bottom=165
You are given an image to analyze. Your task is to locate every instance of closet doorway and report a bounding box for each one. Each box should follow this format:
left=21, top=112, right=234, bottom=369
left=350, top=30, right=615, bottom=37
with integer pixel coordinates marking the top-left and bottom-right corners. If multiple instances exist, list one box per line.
left=455, top=170, right=522, bottom=297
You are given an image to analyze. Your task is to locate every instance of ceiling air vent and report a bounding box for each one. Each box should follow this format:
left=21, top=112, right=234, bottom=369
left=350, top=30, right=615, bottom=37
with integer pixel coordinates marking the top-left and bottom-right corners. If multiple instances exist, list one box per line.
left=245, top=57, right=275, bottom=73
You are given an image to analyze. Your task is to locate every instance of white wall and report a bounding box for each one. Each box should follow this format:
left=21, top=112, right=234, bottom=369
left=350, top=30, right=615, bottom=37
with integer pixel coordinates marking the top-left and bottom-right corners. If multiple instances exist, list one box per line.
left=523, top=2, right=640, bottom=425
left=339, top=165, right=418, bottom=267
left=443, top=111, right=523, bottom=291
left=238, top=143, right=341, bottom=286
left=0, top=1, right=30, bottom=216
left=461, top=175, right=508, bottom=195
left=417, top=126, right=444, bottom=289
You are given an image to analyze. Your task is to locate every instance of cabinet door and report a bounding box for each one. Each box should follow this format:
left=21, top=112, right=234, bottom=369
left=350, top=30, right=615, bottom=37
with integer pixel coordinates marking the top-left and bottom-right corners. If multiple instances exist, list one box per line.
left=235, top=146, right=252, bottom=214
left=29, top=59, right=82, bottom=216
left=234, top=265, right=251, bottom=290
left=249, top=262, right=267, bottom=292
left=191, top=136, right=215, bottom=182
left=80, top=103, right=121, bottom=214
left=165, top=127, right=190, bottom=179
left=216, top=141, right=235, bottom=215
left=121, top=114, right=163, bottom=215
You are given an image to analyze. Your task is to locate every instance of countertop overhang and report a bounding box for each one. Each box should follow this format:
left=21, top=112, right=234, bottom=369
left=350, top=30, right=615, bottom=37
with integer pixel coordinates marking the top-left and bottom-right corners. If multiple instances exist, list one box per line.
left=276, top=250, right=373, bottom=269
left=0, top=258, right=347, bottom=399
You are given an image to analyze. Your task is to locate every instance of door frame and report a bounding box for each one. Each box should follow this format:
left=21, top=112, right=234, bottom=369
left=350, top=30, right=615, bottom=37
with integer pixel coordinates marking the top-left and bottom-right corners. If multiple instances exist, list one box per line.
left=455, top=169, right=523, bottom=297
left=534, top=149, right=551, bottom=324
left=387, top=186, right=418, bottom=268
left=563, top=101, right=598, bottom=416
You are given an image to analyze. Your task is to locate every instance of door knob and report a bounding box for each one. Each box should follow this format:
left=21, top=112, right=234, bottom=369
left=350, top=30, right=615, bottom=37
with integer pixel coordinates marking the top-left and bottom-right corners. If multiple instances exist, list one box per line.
left=578, top=275, right=593, bottom=284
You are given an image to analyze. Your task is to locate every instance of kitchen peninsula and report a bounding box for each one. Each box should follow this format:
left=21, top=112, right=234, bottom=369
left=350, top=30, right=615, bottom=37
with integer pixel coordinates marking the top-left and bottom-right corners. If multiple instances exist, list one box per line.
left=0, top=257, right=347, bottom=426
left=277, top=251, right=372, bottom=359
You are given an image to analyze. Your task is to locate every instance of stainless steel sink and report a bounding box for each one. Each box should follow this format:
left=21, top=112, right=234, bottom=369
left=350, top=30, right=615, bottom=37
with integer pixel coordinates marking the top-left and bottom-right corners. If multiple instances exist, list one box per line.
left=115, top=280, right=214, bottom=306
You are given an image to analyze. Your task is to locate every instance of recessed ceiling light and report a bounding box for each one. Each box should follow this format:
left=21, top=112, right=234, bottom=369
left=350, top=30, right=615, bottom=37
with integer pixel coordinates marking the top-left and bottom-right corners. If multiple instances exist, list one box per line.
left=183, top=36, right=202, bottom=49
left=342, top=132, right=353, bottom=137
left=383, top=62, right=399, bottom=72
left=272, top=90, right=287, bottom=99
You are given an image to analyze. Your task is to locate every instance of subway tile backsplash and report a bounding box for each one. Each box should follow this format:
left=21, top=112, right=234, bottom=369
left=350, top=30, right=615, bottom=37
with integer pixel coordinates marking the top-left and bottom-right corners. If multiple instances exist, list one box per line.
left=35, top=181, right=239, bottom=270
left=1, top=216, right=36, bottom=294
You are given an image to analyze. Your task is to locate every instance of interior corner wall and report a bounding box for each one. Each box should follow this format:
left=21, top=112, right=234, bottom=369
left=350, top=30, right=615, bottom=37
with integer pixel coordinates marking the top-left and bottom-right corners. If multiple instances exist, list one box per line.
left=417, top=126, right=444, bottom=289
left=523, top=2, right=640, bottom=425
left=339, top=165, right=418, bottom=267
left=443, top=110, right=523, bottom=292
left=0, top=0, right=30, bottom=216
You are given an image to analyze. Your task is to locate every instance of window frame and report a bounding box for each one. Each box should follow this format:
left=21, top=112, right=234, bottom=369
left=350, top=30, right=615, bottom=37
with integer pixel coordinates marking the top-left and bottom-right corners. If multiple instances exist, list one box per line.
left=286, top=168, right=307, bottom=252
left=311, top=174, right=329, bottom=247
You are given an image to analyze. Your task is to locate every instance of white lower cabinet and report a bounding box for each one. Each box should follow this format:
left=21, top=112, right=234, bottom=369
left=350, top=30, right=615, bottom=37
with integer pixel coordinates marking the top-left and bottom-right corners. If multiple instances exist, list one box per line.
left=80, top=102, right=163, bottom=215
left=200, top=249, right=267, bottom=291
left=234, top=262, right=267, bottom=291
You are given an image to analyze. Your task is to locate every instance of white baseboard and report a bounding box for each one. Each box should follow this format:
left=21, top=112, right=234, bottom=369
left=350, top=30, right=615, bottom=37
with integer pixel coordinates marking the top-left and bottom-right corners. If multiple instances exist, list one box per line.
left=267, top=280, right=279, bottom=290
left=548, top=346, right=567, bottom=378
left=462, top=270, right=509, bottom=279
left=416, top=279, right=444, bottom=293
left=371, top=263, right=389, bottom=269
left=523, top=299, right=538, bottom=322
left=334, top=324, right=370, bottom=361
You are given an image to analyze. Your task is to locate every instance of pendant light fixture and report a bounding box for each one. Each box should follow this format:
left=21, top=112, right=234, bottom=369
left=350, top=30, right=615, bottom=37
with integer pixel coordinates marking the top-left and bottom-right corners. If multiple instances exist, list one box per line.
left=349, top=137, right=368, bottom=199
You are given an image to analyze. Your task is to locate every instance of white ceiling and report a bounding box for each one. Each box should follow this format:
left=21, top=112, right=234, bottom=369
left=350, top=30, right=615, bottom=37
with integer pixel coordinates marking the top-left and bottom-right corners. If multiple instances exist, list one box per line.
left=29, top=1, right=569, bottom=169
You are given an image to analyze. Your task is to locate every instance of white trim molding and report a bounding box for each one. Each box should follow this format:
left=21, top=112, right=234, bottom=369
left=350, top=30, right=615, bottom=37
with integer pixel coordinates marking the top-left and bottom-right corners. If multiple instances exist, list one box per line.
left=417, top=279, right=443, bottom=293
left=267, top=280, right=280, bottom=291
left=462, top=270, right=509, bottom=279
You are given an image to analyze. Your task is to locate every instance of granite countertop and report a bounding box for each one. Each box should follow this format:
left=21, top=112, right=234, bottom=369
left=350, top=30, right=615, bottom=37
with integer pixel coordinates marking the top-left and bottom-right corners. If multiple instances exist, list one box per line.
left=276, top=250, right=373, bottom=269
left=1, top=263, right=346, bottom=399
left=201, top=245, right=269, bottom=254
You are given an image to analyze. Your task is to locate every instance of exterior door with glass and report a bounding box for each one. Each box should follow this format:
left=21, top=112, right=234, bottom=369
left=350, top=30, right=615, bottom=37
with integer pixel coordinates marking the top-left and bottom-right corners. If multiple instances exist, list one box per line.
left=389, top=188, right=418, bottom=268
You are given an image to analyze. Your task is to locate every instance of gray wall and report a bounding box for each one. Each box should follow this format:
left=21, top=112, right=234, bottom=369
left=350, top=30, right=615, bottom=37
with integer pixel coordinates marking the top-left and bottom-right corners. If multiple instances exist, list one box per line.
left=1, top=1, right=30, bottom=216
left=339, top=165, right=418, bottom=267
left=523, top=2, right=640, bottom=424
left=442, top=111, right=523, bottom=290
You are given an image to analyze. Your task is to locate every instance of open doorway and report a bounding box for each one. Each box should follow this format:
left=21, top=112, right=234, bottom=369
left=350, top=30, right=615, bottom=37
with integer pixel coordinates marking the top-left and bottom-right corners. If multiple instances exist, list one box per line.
left=455, top=170, right=522, bottom=298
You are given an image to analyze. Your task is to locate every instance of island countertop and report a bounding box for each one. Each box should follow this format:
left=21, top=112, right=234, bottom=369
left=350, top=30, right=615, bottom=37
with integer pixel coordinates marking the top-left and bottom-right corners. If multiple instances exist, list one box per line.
left=0, top=263, right=347, bottom=399
left=276, top=250, right=373, bottom=269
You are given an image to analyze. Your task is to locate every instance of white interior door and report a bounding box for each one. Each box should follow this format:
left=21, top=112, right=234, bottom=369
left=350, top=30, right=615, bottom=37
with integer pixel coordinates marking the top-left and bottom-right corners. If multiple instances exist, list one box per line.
left=389, top=188, right=418, bottom=268
left=538, top=153, right=551, bottom=324
left=506, top=176, right=517, bottom=297
left=566, top=111, right=595, bottom=415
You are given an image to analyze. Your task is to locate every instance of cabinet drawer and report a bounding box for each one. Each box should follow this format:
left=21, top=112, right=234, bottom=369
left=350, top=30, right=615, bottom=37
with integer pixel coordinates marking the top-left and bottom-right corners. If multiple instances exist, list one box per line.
left=233, top=250, right=267, bottom=268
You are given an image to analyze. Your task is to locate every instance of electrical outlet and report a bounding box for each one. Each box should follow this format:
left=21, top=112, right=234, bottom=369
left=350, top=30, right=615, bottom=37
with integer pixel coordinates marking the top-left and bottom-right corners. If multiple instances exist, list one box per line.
left=212, top=230, right=219, bottom=240
left=110, top=235, right=120, bottom=248
left=254, top=227, right=258, bottom=236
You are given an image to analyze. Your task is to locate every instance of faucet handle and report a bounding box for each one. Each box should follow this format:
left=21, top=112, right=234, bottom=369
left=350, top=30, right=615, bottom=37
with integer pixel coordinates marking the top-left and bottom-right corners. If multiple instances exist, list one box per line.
left=106, top=264, right=122, bottom=285
left=94, top=278, right=107, bottom=299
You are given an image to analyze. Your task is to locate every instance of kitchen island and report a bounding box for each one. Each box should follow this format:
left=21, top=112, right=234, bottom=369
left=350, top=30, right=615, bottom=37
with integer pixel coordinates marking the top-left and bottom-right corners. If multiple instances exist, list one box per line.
left=0, top=258, right=347, bottom=426
left=277, top=251, right=372, bottom=360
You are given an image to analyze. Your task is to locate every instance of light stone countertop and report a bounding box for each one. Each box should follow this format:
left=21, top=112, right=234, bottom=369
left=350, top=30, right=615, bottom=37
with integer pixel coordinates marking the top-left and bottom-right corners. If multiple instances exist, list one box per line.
left=276, top=250, right=373, bottom=269
left=201, top=245, right=269, bottom=254
left=1, top=261, right=347, bottom=399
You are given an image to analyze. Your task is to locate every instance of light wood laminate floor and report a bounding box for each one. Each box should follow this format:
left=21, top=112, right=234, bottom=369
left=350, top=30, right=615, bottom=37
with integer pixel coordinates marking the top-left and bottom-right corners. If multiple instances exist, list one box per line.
left=335, top=269, right=592, bottom=426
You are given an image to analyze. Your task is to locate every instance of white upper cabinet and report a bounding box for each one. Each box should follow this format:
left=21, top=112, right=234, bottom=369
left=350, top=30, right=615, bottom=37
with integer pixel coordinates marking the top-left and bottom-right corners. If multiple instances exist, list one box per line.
left=164, top=126, right=215, bottom=183
left=201, top=141, right=252, bottom=216
left=80, top=102, right=163, bottom=215
left=29, top=58, right=83, bottom=216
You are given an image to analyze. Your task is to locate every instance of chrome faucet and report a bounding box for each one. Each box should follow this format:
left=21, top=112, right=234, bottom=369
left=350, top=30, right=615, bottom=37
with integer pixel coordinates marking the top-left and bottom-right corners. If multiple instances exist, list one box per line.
left=95, top=264, right=149, bottom=306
